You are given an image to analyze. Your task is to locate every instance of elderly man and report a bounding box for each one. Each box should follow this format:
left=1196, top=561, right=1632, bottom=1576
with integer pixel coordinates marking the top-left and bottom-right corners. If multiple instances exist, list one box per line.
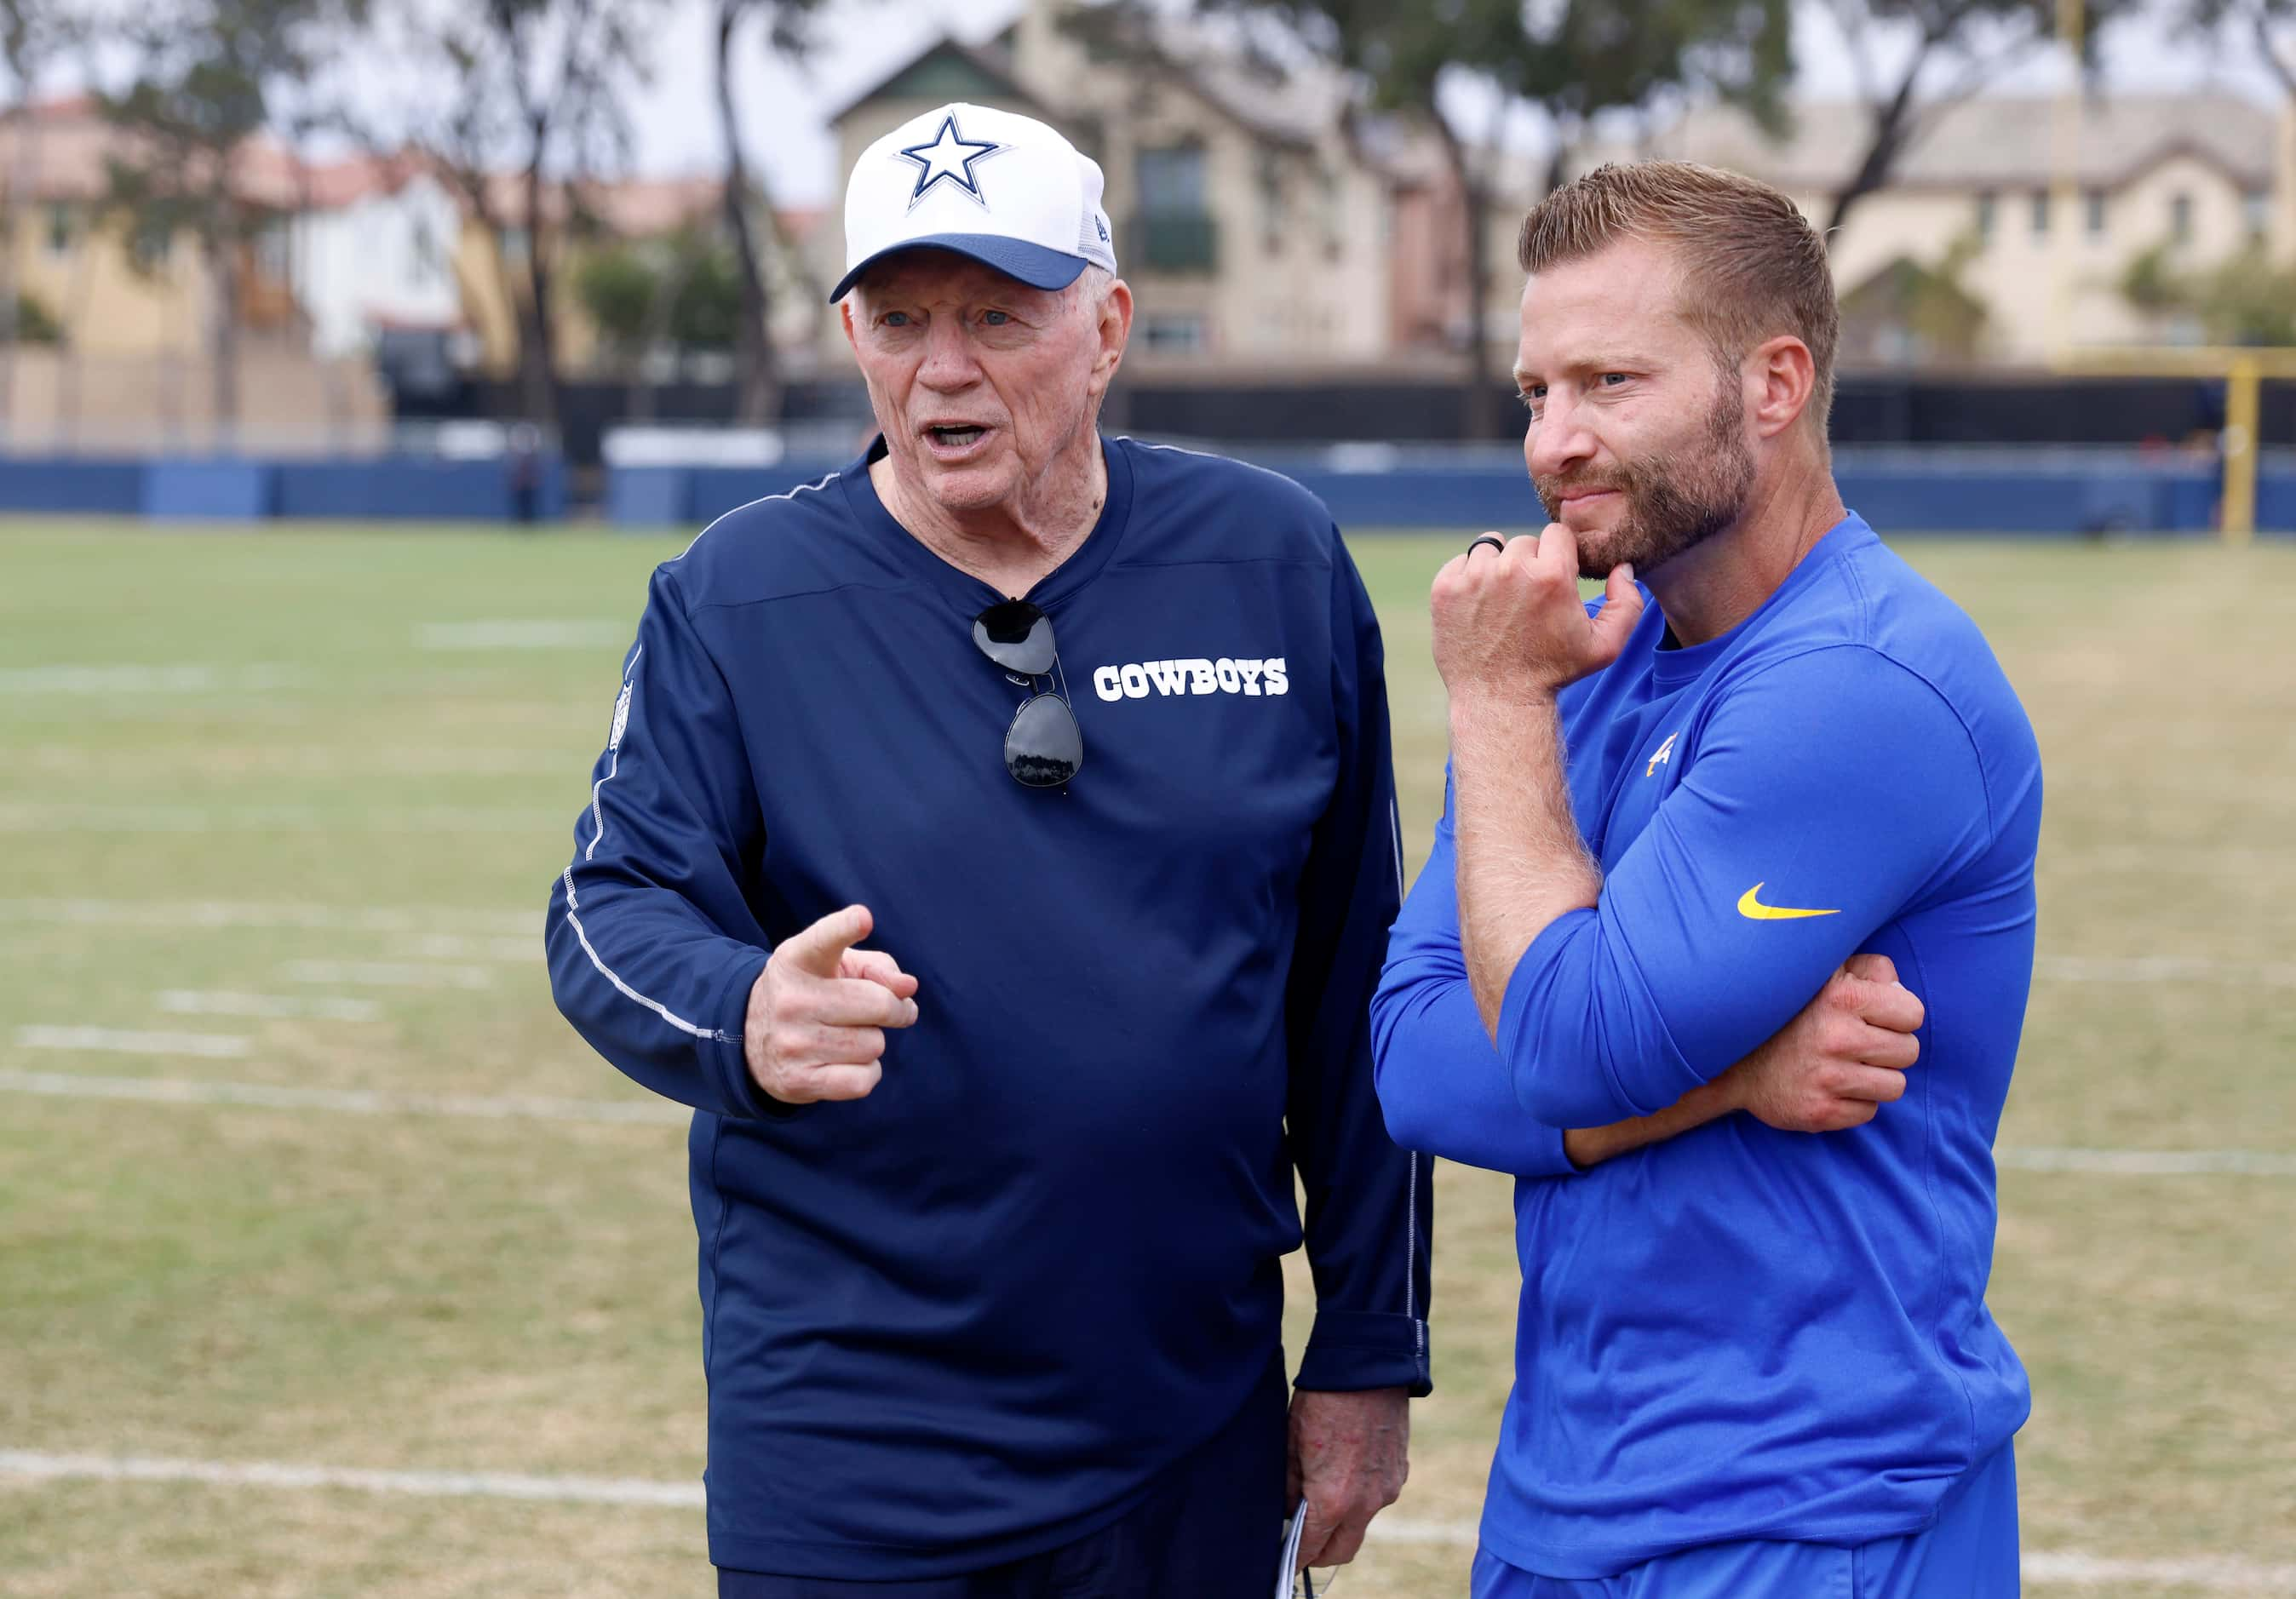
left=545, top=102, right=1425, bottom=1597
left=1373, top=160, right=2039, bottom=1597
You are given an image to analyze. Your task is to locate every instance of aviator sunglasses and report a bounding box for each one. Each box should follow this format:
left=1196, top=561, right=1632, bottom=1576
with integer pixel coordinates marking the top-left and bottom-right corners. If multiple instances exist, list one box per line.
left=971, top=599, right=1084, bottom=788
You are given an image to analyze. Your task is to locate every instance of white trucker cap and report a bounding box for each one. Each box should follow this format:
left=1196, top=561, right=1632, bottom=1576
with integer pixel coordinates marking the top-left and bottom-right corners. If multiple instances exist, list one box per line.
left=830, top=101, right=1118, bottom=302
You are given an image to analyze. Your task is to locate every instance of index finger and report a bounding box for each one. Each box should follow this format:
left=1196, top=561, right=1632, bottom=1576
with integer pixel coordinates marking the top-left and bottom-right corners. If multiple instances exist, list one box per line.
left=778, top=904, right=873, bottom=978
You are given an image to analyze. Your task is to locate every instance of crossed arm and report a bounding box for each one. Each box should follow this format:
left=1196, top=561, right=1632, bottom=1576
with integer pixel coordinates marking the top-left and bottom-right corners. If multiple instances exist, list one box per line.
left=1373, top=526, right=1974, bottom=1168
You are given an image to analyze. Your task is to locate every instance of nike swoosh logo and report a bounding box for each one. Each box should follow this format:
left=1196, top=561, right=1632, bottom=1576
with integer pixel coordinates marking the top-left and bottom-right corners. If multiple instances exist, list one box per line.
left=1737, top=882, right=1840, bottom=920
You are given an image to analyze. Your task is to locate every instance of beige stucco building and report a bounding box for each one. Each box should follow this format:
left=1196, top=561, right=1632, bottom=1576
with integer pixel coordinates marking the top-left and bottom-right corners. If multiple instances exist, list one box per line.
left=1605, top=94, right=2296, bottom=365
left=817, top=2, right=1501, bottom=375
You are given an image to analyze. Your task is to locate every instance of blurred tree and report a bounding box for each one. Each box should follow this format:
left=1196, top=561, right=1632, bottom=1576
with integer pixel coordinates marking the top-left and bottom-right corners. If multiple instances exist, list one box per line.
left=715, top=0, right=825, bottom=425
left=1813, top=0, right=2131, bottom=244
left=575, top=226, right=744, bottom=420
left=2119, top=238, right=2296, bottom=345
left=1837, top=232, right=1989, bottom=361
left=0, top=286, right=60, bottom=342
left=1172, top=0, right=1792, bottom=436
left=2167, top=0, right=2295, bottom=103
left=0, top=0, right=81, bottom=438
left=390, top=0, right=664, bottom=429
left=97, top=0, right=364, bottom=446
left=575, top=241, right=658, bottom=367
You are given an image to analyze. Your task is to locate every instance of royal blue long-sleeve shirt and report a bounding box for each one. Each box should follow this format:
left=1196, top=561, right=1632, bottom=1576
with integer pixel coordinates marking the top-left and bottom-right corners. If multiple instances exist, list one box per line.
left=1372, top=514, right=2040, bottom=1576
left=545, top=435, right=1431, bottom=1580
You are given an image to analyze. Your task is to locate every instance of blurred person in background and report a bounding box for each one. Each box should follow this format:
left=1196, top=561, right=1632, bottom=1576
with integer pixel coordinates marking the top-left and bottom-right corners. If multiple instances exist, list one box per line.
left=1375, top=161, right=2040, bottom=1599
left=546, top=102, right=1426, bottom=1598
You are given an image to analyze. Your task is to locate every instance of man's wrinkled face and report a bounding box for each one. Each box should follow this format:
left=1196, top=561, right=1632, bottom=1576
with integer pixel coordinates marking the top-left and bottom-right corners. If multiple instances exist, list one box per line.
left=1514, top=239, right=1756, bottom=579
left=844, top=251, right=1112, bottom=517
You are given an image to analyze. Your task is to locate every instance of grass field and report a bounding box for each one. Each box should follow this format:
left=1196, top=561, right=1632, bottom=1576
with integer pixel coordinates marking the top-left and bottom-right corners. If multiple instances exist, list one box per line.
left=2, top=518, right=2293, bottom=1598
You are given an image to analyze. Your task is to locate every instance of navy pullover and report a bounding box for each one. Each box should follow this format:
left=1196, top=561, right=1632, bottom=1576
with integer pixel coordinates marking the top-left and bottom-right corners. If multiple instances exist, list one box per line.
left=545, top=435, right=1432, bottom=1579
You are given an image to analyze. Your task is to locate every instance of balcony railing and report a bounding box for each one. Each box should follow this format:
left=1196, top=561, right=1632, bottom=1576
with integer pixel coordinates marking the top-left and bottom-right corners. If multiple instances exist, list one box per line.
left=1126, top=211, right=1219, bottom=275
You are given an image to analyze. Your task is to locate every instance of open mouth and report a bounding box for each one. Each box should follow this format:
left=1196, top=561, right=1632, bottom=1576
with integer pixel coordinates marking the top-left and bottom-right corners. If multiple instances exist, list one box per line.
left=925, top=424, right=989, bottom=450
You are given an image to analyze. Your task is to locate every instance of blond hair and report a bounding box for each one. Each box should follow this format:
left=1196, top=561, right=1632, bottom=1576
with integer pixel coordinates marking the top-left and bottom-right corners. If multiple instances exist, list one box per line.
left=1518, top=161, right=1839, bottom=433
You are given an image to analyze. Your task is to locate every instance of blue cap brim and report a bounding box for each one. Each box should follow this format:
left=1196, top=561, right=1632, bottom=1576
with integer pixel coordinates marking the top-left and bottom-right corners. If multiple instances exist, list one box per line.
left=829, top=234, right=1090, bottom=302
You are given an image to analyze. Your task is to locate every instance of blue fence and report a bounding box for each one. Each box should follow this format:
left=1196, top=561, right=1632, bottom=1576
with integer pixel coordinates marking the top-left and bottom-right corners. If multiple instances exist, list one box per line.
left=5, top=445, right=2290, bottom=536
left=0, top=454, right=568, bottom=523
left=603, top=447, right=2294, bottom=536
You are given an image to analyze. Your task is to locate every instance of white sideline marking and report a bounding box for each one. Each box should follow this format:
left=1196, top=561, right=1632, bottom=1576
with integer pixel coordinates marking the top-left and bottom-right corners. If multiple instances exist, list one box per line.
left=14, top=1026, right=250, bottom=1059
left=26, top=744, right=572, bottom=777
left=0, top=1071, right=686, bottom=1126
left=0, top=1452, right=2283, bottom=1591
left=0, top=1450, right=699, bottom=1508
left=5, top=897, right=533, bottom=936
left=384, top=933, right=539, bottom=964
left=283, top=960, right=496, bottom=991
left=0, top=805, right=559, bottom=834
left=2038, top=954, right=2296, bottom=989
left=416, top=621, right=627, bottom=650
left=5, top=1067, right=2292, bottom=1189
left=2023, top=1551, right=2296, bottom=1591
left=1, top=1068, right=2291, bottom=1180
left=157, top=991, right=382, bottom=1023
left=0, top=664, right=296, bottom=695
left=1999, top=1146, right=2296, bottom=1178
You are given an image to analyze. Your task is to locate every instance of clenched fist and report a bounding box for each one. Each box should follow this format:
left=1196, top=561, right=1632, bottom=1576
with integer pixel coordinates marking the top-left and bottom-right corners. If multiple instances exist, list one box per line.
left=1718, top=953, right=1926, bottom=1132
left=744, top=904, right=921, bottom=1106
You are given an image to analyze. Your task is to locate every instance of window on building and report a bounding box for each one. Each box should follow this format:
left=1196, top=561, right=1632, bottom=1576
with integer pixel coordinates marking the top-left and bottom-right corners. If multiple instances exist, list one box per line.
left=254, top=221, right=291, bottom=283
left=1136, top=145, right=1206, bottom=215
left=1141, top=313, right=1207, bottom=354
left=1134, top=145, right=1214, bottom=272
left=409, top=219, right=441, bottom=292
left=2085, top=189, right=2107, bottom=238
left=45, top=202, right=72, bottom=257
left=2243, top=190, right=2269, bottom=240
left=500, top=225, right=531, bottom=266
left=2029, top=191, right=2049, bottom=237
left=2169, top=192, right=2192, bottom=245
left=1318, top=165, right=1344, bottom=260
left=129, top=227, right=171, bottom=272
left=1974, top=191, right=1995, bottom=243
left=1256, top=148, right=1287, bottom=254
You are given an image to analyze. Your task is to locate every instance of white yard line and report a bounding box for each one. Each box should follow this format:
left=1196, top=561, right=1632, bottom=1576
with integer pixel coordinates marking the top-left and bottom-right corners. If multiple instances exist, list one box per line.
left=0, top=805, right=560, bottom=834
left=382, top=933, right=541, bottom=963
left=0, top=664, right=297, bottom=694
left=14, top=1026, right=250, bottom=1059
left=2023, top=1551, right=2296, bottom=1592
left=25, top=744, right=572, bottom=777
left=0, top=1451, right=2285, bottom=1590
left=2, top=1068, right=2290, bottom=1178
left=156, top=991, right=382, bottom=1023
left=1998, top=1147, right=2296, bottom=1178
left=282, top=960, right=497, bottom=991
left=0, top=1071, right=685, bottom=1126
left=416, top=621, right=628, bottom=650
left=0, top=1450, right=699, bottom=1508
left=2036, top=954, right=2296, bottom=989
left=4, top=897, right=534, bottom=936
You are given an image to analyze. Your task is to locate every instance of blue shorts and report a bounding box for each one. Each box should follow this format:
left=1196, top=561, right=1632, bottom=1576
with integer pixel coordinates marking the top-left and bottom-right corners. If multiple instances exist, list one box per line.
left=1472, top=1444, right=2018, bottom=1599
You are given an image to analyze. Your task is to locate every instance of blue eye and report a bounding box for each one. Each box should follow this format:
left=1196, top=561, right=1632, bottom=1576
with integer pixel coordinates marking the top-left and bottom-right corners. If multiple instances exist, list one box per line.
left=884, top=312, right=911, bottom=327
left=983, top=310, right=1011, bottom=326
left=1600, top=372, right=1628, bottom=386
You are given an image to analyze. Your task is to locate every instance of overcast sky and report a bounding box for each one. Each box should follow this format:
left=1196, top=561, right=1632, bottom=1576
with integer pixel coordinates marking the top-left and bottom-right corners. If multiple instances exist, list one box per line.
left=51, top=0, right=2292, bottom=208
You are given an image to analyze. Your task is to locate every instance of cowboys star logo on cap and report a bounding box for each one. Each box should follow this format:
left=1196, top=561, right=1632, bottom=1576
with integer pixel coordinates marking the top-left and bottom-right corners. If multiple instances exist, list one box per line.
left=894, top=112, right=1005, bottom=209
left=830, top=101, right=1119, bottom=302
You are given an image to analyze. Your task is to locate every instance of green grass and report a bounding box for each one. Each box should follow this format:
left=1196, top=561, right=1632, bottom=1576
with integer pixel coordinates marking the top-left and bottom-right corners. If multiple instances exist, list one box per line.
left=3, top=519, right=2293, bottom=1597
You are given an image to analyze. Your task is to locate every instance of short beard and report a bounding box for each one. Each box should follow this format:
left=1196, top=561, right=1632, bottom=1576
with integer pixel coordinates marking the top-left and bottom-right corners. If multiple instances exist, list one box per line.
left=1534, top=365, right=1756, bottom=579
